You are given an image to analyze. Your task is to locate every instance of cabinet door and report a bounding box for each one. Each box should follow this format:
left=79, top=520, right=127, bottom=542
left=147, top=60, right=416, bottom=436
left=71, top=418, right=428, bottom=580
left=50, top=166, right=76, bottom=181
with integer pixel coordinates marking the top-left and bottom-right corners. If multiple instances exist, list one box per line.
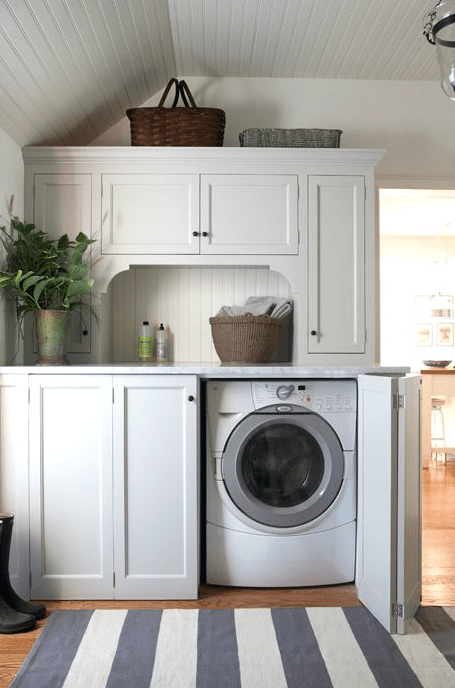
left=356, top=374, right=422, bottom=634
left=113, top=375, right=198, bottom=599
left=308, top=176, right=366, bottom=353
left=200, top=174, right=299, bottom=254
left=101, top=174, right=199, bottom=254
left=29, top=375, right=113, bottom=599
left=33, top=174, right=92, bottom=354
left=0, top=374, right=30, bottom=600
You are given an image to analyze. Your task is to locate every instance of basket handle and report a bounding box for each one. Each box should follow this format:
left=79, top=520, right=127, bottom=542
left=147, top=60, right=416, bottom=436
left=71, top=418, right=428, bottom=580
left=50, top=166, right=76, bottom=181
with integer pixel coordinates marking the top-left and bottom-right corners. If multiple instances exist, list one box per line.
left=178, top=80, right=198, bottom=108
left=157, top=78, right=180, bottom=108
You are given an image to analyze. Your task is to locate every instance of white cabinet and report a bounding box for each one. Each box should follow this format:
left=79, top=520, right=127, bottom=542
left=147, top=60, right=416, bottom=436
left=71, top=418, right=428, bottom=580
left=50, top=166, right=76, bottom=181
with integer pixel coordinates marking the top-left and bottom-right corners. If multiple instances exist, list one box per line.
left=29, top=375, right=114, bottom=599
left=112, top=375, right=198, bottom=599
left=31, top=174, right=93, bottom=355
left=308, top=176, right=366, bottom=354
left=102, top=174, right=199, bottom=255
left=27, top=373, right=198, bottom=600
left=101, top=172, right=298, bottom=256
left=200, top=175, right=298, bottom=255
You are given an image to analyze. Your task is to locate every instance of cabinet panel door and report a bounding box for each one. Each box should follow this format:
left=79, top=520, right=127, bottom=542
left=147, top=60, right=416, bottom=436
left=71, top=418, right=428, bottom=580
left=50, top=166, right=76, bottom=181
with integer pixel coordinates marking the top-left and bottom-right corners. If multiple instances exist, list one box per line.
left=33, top=174, right=92, bottom=354
left=0, top=374, right=30, bottom=599
left=113, top=375, right=198, bottom=599
left=357, top=374, right=422, bottom=633
left=201, top=174, right=298, bottom=254
left=29, top=376, right=113, bottom=599
left=101, top=174, right=199, bottom=254
left=308, top=176, right=365, bottom=353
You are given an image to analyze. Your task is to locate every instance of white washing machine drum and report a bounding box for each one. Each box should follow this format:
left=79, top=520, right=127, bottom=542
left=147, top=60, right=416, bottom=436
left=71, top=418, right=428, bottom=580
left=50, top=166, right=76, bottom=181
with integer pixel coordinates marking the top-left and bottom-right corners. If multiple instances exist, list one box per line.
left=222, top=404, right=345, bottom=528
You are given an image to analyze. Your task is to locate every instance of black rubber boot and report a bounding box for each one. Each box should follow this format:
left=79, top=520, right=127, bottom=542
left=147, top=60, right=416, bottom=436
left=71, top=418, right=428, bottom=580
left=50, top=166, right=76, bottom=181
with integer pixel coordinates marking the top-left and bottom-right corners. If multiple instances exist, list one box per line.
left=0, top=518, right=36, bottom=633
left=0, top=514, right=46, bottom=621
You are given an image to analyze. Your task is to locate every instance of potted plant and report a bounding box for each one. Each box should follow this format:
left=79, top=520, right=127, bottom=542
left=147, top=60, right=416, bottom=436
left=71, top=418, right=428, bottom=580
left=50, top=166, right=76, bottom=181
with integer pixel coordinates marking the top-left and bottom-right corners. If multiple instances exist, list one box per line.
left=0, top=212, right=95, bottom=365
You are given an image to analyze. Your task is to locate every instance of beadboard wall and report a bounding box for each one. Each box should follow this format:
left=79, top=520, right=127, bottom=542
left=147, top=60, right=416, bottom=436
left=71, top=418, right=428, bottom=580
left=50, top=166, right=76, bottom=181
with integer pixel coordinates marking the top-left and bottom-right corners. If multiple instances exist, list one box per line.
left=109, top=266, right=293, bottom=363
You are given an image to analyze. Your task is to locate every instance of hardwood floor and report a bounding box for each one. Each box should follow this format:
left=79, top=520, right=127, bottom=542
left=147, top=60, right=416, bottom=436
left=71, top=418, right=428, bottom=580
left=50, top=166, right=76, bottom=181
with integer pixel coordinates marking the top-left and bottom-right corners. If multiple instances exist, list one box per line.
left=1, top=463, right=454, bottom=688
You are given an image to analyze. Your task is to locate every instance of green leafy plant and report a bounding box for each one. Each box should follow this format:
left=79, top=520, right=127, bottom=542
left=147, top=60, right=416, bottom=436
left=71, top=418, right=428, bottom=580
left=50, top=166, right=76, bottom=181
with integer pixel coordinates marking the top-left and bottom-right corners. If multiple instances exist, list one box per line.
left=0, top=214, right=95, bottom=323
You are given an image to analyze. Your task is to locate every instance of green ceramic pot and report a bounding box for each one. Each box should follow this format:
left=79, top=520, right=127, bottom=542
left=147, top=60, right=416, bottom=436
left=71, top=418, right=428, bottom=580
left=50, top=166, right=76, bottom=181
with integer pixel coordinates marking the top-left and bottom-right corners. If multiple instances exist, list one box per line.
left=35, top=310, right=70, bottom=365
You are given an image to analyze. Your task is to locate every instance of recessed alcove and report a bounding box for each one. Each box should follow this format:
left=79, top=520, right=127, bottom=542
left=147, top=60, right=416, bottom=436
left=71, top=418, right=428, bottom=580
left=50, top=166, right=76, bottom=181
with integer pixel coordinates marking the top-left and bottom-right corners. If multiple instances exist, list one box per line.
left=106, top=265, right=293, bottom=363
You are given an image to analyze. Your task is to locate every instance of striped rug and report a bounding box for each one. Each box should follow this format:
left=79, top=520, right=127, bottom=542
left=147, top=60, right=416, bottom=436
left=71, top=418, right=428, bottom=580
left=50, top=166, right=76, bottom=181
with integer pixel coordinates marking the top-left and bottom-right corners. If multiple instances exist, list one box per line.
left=10, top=606, right=455, bottom=688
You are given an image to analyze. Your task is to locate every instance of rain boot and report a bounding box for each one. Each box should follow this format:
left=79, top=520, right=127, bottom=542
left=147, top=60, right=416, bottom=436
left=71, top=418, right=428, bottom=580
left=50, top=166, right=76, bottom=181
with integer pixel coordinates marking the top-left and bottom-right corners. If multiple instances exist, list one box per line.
left=0, top=517, right=36, bottom=633
left=0, top=513, right=46, bottom=621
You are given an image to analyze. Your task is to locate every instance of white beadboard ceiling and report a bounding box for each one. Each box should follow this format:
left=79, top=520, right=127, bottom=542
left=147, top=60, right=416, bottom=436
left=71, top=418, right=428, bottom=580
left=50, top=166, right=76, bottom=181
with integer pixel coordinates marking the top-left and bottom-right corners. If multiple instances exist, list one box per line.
left=0, top=0, right=439, bottom=147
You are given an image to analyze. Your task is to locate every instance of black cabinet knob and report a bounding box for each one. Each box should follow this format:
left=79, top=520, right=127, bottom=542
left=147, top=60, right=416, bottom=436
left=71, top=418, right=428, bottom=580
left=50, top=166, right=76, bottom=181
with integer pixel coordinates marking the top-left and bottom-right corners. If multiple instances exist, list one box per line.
left=188, top=395, right=195, bottom=402
left=82, top=330, right=89, bottom=336
left=201, top=231, right=208, bottom=237
left=192, top=231, right=199, bottom=237
left=310, top=330, right=317, bottom=336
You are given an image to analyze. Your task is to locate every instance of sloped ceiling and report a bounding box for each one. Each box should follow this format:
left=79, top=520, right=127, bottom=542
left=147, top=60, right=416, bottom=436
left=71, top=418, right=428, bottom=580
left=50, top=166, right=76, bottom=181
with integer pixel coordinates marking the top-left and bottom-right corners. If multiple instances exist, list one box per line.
left=0, top=0, right=439, bottom=147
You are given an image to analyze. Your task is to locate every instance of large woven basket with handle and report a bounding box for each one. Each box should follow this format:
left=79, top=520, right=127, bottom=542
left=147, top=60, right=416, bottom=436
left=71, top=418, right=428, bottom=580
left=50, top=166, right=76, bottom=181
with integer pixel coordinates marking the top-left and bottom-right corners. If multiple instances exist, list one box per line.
left=209, top=315, right=282, bottom=363
left=127, top=78, right=225, bottom=146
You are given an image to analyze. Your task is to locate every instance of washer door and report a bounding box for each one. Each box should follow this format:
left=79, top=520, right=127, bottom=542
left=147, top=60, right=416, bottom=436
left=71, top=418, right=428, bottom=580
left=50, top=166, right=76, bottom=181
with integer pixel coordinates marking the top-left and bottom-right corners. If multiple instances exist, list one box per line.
left=222, top=406, right=345, bottom=528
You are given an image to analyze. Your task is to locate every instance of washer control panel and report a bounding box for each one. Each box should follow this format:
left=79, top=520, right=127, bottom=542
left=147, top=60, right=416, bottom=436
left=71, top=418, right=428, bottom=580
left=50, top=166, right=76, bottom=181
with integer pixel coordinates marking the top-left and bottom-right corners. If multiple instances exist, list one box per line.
left=252, top=380, right=356, bottom=412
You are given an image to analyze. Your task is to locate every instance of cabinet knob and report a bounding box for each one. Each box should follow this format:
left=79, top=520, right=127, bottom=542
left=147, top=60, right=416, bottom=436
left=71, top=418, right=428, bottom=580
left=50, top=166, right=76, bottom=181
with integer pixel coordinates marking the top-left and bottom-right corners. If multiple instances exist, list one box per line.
left=82, top=330, right=89, bottom=336
left=310, top=330, right=317, bottom=336
left=192, top=231, right=199, bottom=237
left=188, top=395, right=195, bottom=402
left=201, top=231, right=208, bottom=237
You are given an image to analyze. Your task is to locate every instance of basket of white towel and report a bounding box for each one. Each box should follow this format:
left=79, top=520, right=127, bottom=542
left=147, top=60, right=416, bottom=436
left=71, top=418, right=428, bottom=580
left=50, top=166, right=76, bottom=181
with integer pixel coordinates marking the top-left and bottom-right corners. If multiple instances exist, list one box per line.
left=209, top=297, right=292, bottom=363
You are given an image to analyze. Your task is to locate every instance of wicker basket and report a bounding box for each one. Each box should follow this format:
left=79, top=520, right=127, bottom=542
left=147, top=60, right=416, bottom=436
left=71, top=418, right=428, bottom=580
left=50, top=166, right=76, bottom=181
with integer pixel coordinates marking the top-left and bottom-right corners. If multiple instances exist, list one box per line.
left=239, top=128, right=342, bottom=148
left=126, top=79, right=225, bottom=147
left=209, top=315, right=282, bottom=363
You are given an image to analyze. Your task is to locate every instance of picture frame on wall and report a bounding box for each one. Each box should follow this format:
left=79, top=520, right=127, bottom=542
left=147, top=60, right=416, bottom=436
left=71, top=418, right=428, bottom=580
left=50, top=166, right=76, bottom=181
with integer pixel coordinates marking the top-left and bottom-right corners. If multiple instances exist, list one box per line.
left=415, top=323, right=432, bottom=347
left=437, top=322, right=454, bottom=346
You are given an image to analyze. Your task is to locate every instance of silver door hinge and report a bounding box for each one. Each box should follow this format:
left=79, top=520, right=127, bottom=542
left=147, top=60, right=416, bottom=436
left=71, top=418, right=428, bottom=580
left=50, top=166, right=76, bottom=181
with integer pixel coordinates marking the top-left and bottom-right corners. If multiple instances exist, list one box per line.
left=393, top=394, right=405, bottom=409
left=392, top=602, right=403, bottom=618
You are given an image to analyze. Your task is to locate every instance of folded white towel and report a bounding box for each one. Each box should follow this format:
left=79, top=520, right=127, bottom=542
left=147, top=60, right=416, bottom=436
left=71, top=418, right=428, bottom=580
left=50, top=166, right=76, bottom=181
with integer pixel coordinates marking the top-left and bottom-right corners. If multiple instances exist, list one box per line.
left=216, top=297, right=293, bottom=319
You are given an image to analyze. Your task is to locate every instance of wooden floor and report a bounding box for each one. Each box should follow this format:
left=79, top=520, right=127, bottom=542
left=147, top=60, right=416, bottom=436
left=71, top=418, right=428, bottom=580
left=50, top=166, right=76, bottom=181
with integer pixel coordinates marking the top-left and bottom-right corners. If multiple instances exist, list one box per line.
left=1, top=462, right=455, bottom=687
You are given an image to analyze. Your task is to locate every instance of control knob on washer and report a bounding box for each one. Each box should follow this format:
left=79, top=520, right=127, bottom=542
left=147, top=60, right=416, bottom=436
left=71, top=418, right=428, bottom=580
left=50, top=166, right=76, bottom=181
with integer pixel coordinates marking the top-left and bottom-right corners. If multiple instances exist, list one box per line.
left=276, top=384, right=295, bottom=400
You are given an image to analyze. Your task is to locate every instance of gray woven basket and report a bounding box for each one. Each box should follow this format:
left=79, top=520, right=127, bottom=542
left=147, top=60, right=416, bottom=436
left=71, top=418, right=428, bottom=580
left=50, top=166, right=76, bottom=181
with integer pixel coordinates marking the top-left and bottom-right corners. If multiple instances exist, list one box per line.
left=239, top=128, right=342, bottom=148
left=209, top=314, right=282, bottom=363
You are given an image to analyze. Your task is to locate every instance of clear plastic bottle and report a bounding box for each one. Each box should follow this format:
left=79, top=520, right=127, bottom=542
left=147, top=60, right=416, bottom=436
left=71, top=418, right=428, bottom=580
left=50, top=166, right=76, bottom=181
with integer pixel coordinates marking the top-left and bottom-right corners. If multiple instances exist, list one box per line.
left=156, top=323, right=168, bottom=363
left=138, top=321, right=153, bottom=361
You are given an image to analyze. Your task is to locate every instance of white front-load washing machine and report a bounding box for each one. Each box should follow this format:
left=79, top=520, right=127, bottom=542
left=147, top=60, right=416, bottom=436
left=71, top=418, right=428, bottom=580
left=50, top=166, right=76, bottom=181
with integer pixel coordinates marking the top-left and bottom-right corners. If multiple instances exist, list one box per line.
left=206, top=379, right=357, bottom=587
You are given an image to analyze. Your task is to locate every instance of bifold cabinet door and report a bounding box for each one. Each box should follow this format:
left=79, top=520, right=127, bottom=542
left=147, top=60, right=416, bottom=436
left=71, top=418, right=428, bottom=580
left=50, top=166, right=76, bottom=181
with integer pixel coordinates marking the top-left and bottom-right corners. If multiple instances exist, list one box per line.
left=0, top=374, right=29, bottom=600
left=308, top=176, right=365, bottom=354
left=101, top=174, right=199, bottom=254
left=29, top=376, right=114, bottom=599
left=112, top=375, right=199, bottom=599
left=357, top=374, right=422, bottom=634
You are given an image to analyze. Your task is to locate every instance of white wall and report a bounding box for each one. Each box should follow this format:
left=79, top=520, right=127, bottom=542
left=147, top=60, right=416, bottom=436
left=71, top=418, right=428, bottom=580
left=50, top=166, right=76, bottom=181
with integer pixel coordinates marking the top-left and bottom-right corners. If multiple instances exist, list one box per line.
left=91, top=77, right=455, bottom=178
left=0, top=128, right=24, bottom=364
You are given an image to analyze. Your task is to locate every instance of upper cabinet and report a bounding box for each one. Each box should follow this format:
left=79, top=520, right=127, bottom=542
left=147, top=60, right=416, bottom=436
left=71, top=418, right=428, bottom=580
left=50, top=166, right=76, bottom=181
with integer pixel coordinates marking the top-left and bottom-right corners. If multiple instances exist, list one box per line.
left=101, top=172, right=298, bottom=255
left=308, top=176, right=366, bottom=355
left=23, top=147, right=384, bottom=365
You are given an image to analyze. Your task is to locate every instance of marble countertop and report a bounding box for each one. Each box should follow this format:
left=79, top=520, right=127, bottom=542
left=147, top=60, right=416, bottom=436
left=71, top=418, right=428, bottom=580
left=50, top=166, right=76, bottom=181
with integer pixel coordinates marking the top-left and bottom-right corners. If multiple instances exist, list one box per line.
left=0, top=363, right=411, bottom=377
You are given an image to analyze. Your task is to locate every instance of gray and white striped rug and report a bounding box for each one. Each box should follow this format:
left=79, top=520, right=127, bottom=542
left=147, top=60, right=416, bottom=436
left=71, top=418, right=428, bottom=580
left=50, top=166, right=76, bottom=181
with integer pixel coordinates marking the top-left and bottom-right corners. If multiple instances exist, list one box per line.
left=10, top=607, right=455, bottom=688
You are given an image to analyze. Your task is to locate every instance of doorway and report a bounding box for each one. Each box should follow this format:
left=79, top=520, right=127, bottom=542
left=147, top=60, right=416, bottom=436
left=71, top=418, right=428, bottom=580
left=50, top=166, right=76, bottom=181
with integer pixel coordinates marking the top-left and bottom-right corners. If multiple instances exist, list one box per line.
left=379, top=185, right=455, bottom=604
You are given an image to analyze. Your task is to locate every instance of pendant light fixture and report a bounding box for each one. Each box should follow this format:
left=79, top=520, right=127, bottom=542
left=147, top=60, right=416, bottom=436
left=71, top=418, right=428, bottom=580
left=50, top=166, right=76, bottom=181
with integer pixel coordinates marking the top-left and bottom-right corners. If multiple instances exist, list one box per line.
left=424, top=0, right=455, bottom=100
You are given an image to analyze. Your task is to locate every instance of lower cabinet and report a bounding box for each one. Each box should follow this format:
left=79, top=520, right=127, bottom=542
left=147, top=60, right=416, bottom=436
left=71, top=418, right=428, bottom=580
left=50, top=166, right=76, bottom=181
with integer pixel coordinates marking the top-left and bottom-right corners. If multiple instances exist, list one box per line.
left=28, top=374, right=198, bottom=600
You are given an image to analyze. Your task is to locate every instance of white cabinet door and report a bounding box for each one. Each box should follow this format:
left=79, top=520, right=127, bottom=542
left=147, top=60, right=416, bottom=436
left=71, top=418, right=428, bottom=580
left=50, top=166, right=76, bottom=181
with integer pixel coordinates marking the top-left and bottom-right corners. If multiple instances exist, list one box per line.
left=200, top=174, right=299, bottom=254
left=101, top=174, right=199, bottom=254
left=357, top=374, right=422, bottom=633
left=308, top=176, right=365, bottom=354
left=0, top=374, right=30, bottom=599
left=112, top=375, right=199, bottom=599
left=29, top=375, right=114, bottom=599
left=33, top=174, right=93, bottom=354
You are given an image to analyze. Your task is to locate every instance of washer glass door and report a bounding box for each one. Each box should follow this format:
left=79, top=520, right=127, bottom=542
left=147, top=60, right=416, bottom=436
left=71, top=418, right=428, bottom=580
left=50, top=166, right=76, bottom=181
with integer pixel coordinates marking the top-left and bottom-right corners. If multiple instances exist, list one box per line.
left=222, top=406, right=345, bottom=528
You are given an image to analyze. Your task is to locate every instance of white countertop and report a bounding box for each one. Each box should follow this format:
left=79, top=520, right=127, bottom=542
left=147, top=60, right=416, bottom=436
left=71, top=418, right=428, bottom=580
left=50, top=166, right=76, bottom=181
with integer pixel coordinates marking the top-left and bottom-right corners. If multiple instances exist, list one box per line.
left=0, top=363, right=411, bottom=377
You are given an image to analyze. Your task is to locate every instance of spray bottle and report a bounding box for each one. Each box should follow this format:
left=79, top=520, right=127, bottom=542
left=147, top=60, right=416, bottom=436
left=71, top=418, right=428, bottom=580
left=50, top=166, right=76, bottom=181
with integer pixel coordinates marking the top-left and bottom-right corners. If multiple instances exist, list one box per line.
left=156, top=323, right=169, bottom=363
